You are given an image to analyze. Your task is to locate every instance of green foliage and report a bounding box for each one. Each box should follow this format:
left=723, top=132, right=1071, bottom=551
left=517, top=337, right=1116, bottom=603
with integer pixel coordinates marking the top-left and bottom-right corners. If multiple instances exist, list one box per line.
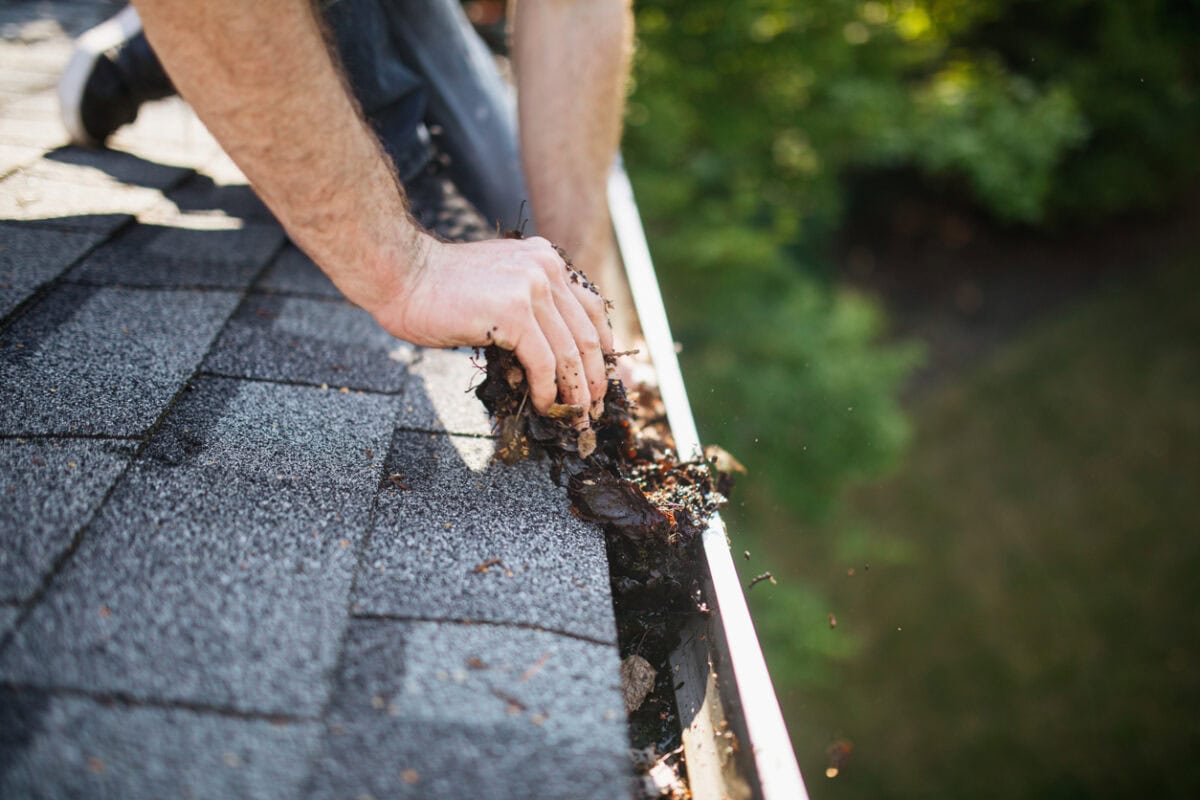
left=626, top=0, right=1198, bottom=236
left=621, top=0, right=1197, bottom=520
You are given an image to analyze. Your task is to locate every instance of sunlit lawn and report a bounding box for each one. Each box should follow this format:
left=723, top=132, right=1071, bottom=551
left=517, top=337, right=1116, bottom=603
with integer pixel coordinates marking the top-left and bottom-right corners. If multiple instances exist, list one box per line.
left=745, top=256, right=1200, bottom=798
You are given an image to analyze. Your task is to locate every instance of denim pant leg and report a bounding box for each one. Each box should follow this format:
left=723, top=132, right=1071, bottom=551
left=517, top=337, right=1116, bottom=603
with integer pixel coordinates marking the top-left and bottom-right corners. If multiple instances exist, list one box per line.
left=378, top=0, right=531, bottom=233
left=322, top=0, right=433, bottom=184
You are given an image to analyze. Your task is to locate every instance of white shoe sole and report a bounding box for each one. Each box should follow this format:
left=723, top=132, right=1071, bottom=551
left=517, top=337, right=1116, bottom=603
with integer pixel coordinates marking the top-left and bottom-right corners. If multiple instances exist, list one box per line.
left=58, top=5, right=143, bottom=146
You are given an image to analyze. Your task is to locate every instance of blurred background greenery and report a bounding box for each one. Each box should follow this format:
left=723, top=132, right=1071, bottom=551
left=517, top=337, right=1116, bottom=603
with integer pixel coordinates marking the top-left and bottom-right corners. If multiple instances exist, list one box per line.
left=618, top=0, right=1200, bottom=797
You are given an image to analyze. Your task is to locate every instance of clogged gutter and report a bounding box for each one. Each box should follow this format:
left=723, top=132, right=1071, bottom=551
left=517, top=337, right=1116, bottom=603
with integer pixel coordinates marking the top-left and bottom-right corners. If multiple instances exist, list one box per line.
left=475, top=344, right=736, bottom=798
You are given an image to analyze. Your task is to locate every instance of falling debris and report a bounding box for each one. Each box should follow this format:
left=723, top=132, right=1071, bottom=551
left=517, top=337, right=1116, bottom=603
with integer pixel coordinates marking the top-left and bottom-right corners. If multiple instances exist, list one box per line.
left=748, top=571, right=777, bottom=590
left=825, top=738, right=854, bottom=778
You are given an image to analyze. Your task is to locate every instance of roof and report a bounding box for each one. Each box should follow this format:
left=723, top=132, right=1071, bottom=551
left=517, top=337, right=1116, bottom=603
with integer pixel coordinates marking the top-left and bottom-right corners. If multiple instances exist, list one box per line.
left=0, top=4, right=631, bottom=797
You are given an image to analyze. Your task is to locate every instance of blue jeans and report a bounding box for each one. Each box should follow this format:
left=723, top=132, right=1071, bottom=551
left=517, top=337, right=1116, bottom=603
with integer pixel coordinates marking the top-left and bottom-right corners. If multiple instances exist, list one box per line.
left=323, top=0, right=530, bottom=233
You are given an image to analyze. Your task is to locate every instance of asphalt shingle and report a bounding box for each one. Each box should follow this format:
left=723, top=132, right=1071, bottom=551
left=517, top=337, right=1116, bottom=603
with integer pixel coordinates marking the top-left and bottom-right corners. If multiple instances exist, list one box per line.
left=203, top=293, right=415, bottom=391
left=0, top=688, right=321, bottom=800
left=0, top=377, right=397, bottom=715
left=255, top=244, right=344, bottom=299
left=0, top=284, right=240, bottom=436
left=304, top=619, right=630, bottom=800
left=69, top=221, right=284, bottom=290
left=398, top=347, right=495, bottom=436
left=0, top=221, right=106, bottom=319
left=355, top=431, right=617, bottom=644
left=0, top=437, right=132, bottom=601
left=0, top=605, right=15, bottom=638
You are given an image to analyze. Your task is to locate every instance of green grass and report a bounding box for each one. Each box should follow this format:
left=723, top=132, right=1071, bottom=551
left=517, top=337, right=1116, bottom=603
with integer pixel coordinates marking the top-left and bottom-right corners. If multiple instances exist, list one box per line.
left=739, top=257, right=1200, bottom=798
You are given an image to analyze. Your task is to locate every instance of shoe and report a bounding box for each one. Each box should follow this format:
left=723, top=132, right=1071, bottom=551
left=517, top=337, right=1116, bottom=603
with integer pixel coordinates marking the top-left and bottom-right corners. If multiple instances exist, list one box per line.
left=58, top=5, right=175, bottom=147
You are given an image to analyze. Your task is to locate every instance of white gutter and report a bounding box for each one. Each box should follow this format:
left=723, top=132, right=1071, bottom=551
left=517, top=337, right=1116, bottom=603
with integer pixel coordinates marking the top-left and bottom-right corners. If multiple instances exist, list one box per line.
left=608, top=164, right=810, bottom=800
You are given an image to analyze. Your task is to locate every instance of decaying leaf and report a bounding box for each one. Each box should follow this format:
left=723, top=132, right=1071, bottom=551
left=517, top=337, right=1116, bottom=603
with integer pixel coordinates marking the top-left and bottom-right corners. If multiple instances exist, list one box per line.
left=547, top=403, right=586, bottom=420
left=621, top=654, right=657, bottom=713
left=577, top=428, right=597, bottom=459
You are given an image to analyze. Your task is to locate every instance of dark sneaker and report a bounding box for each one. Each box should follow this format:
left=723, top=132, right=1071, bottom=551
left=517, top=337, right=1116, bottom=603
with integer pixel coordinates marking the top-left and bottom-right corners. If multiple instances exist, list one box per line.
left=58, top=6, right=175, bottom=146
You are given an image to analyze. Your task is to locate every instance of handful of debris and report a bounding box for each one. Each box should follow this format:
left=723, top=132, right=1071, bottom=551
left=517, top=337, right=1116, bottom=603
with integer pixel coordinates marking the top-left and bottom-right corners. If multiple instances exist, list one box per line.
left=474, top=345, right=725, bottom=547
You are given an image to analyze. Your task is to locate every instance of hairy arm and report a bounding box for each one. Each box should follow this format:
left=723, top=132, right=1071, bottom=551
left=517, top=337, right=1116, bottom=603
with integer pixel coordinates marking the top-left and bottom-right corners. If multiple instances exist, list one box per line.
left=514, top=0, right=634, bottom=278
left=133, top=0, right=611, bottom=420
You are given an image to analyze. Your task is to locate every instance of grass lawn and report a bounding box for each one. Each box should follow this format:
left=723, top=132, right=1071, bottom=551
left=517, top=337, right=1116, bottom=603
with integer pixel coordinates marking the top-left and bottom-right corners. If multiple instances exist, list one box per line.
left=745, top=256, right=1200, bottom=798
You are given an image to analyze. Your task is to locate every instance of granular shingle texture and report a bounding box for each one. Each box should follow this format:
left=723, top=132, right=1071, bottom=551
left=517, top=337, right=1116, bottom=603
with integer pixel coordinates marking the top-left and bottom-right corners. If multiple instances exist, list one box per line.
left=0, top=284, right=240, bottom=436
left=305, top=620, right=630, bottom=800
left=0, top=437, right=132, bottom=601
left=0, top=688, right=321, bottom=800
left=0, top=606, right=15, bottom=639
left=255, top=244, right=344, bottom=299
left=204, top=293, right=415, bottom=391
left=0, top=377, right=396, bottom=715
left=0, top=222, right=106, bottom=318
left=69, top=221, right=285, bottom=289
left=356, top=432, right=617, bottom=644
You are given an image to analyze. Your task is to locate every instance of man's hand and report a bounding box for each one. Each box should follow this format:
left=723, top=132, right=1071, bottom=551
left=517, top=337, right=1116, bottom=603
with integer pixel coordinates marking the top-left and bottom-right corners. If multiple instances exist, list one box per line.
left=376, top=234, right=613, bottom=423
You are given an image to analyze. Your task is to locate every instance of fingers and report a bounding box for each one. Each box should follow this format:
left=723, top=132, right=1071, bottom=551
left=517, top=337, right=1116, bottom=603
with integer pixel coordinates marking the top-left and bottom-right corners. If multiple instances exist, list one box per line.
left=533, top=301, right=591, bottom=425
left=553, top=285, right=608, bottom=420
left=522, top=238, right=612, bottom=419
left=512, top=325, right=557, bottom=415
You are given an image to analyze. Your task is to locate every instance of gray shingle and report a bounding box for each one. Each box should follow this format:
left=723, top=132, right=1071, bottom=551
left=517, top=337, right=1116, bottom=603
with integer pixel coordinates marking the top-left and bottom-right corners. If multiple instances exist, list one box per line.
left=203, top=294, right=415, bottom=391
left=305, top=619, right=630, bottom=800
left=0, top=221, right=106, bottom=318
left=355, top=432, right=617, bottom=644
left=0, top=284, right=240, bottom=436
left=0, top=438, right=132, bottom=601
left=0, top=605, right=15, bottom=638
left=0, top=377, right=397, bottom=715
left=255, top=244, right=343, bottom=299
left=399, top=347, right=495, bottom=436
left=69, top=222, right=284, bottom=290
left=0, top=688, right=321, bottom=800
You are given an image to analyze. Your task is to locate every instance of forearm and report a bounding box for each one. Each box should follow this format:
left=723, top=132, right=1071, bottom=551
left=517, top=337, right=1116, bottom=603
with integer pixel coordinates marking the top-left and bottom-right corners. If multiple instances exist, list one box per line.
left=514, top=0, right=633, bottom=270
left=133, top=0, right=422, bottom=313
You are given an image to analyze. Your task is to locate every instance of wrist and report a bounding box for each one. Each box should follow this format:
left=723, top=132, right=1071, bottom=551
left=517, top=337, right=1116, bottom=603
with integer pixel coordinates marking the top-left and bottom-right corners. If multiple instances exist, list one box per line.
left=367, top=227, right=439, bottom=341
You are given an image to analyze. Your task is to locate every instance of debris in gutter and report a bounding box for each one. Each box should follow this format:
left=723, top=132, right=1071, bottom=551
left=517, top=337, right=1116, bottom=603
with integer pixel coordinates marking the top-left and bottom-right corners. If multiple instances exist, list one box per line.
left=474, top=236, right=743, bottom=798
left=632, top=745, right=689, bottom=799
left=621, top=654, right=658, bottom=713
